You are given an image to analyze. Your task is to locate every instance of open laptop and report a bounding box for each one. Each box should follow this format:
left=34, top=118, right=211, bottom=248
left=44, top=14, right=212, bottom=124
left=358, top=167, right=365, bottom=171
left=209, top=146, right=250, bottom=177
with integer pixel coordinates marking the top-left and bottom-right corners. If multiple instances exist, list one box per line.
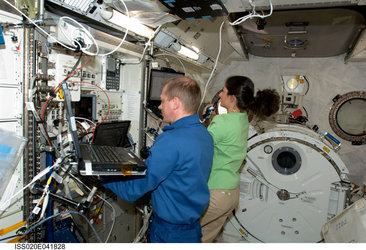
left=78, top=122, right=146, bottom=176
left=93, top=121, right=132, bottom=148
left=61, top=81, right=146, bottom=177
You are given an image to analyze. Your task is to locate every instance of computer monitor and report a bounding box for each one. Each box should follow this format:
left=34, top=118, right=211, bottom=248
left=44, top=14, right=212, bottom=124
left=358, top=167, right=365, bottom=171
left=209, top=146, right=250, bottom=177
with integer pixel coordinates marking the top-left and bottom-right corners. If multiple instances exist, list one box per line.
left=147, top=69, right=185, bottom=104
left=73, top=94, right=97, bottom=122
left=146, top=69, right=184, bottom=118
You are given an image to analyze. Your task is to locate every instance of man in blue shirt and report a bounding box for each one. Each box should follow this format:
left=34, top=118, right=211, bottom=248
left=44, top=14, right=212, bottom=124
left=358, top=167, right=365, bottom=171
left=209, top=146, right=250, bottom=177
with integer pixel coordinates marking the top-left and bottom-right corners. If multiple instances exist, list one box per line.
left=104, top=76, right=214, bottom=243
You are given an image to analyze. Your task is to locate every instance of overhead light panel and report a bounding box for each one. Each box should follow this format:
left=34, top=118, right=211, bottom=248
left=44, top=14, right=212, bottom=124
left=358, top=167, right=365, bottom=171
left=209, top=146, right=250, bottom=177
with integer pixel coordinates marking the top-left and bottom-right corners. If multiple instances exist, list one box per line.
left=101, top=9, right=155, bottom=39
left=170, top=43, right=199, bottom=60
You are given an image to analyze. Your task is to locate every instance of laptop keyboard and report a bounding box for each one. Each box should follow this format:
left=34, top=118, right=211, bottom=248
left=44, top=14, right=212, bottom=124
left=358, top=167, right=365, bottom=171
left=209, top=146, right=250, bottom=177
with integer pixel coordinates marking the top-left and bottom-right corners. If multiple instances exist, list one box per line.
left=85, top=144, right=126, bottom=163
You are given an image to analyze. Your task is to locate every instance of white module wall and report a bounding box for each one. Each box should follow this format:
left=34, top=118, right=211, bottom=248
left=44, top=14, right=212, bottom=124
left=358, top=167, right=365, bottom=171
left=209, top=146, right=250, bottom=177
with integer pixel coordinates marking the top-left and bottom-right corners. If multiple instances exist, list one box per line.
left=0, top=9, right=24, bottom=239
left=121, top=62, right=145, bottom=155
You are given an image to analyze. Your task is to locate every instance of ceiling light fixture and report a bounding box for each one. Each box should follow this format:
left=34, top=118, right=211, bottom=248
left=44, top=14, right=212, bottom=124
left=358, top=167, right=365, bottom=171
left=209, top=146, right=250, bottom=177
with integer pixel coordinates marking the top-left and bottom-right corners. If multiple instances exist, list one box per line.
left=101, top=9, right=155, bottom=39
left=170, top=42, right=199, bottom=60
left=282, top=75, right=306, bottom=94
left=286, top=78, right=299, bottom=90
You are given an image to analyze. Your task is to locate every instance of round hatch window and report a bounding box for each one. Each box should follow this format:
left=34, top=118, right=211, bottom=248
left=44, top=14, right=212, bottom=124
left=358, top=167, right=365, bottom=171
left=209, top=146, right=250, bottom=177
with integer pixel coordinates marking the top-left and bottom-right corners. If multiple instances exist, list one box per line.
left=272, top=147, right=301, bottom=175
left=329, top=91, right=366, bottom=144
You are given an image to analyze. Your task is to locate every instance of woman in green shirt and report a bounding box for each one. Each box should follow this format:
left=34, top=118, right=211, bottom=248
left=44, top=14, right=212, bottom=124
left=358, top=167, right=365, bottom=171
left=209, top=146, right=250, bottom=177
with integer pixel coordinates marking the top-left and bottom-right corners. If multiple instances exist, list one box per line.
left=201, top=76, right=280, bottom=243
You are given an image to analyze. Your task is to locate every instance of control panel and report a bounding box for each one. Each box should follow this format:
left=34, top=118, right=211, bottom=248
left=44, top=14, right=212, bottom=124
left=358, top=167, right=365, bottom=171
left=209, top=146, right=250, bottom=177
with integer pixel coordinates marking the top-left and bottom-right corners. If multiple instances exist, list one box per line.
left=101, top=56, right=121, bottom=91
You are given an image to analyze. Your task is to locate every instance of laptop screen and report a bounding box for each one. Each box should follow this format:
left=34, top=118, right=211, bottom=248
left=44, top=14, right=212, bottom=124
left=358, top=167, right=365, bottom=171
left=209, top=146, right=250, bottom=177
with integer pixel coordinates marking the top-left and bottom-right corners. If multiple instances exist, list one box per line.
left=93, top=121, right=131, bottom=148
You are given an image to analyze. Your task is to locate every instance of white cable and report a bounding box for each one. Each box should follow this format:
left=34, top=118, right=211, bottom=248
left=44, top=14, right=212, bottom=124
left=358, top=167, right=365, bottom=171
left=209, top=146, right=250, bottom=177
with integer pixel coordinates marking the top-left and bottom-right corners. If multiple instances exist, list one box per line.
left=153, top=52, right=187, bottom=75
left=198, top=0, right=273, bottom=110
left=39, top=189, right=50, bottom=219
left=98, top=0, right=130, bottom=57
left=2, top=0, right=77, bottom=51
left=0, top=157, right=64, bottom=209
left=58, top=16, right=99, bottom=56
left=198, top=19, right=225, bottom=111
left=66, top=171, right=116, bottom=243
left=132, top=24, right=162, bottom=64
left=229, top=0, right=273, bottom=26
left=2, top=0, right=144, bottom=58
left=133, top=205, right=152, bottom=242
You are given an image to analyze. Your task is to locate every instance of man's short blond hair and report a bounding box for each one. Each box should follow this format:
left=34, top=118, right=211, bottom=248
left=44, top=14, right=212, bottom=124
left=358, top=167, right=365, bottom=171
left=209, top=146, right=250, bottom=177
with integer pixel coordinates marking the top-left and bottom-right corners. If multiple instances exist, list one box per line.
left=164, top=76, right=201, bottom=114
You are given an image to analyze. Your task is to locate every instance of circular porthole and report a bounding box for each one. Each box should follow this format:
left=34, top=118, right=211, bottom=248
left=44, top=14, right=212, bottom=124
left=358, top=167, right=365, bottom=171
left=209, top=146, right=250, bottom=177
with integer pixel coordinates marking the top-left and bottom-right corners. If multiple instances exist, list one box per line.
left=329, top=91, right=366, bottom=144
left=272, top=147, right=301, bottom=175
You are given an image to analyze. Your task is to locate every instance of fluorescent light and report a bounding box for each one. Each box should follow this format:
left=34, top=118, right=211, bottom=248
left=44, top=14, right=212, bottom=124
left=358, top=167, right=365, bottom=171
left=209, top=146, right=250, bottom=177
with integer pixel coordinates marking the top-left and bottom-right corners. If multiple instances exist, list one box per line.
left=192, top=46, right=200, bottom=53
left=170, top=43, right=199, bottom=60
left=101, top=9, right=154, bottom=39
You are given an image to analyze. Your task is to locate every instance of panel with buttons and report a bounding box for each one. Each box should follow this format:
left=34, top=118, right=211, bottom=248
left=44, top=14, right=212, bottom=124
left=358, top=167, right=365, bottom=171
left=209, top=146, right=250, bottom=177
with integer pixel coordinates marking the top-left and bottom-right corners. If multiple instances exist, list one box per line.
left=101, top=56, right=121, bottom=91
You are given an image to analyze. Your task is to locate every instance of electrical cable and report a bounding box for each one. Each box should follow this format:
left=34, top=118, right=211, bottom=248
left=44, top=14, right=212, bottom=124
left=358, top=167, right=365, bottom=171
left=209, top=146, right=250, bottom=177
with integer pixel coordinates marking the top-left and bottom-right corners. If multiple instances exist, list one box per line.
left=67, top=81, right=111, bottom=142
left=2, top=0, right=81, bottom=52
left=0, top=234, right=20, bottom=242
left=39, top=52, right=84, bottom=148
left=121, top=25, right=162, bottom=65
left=303, top=75, right=310, bottom=95
left=198, top=19, right=225, bottom=111
left=153, top=52, right=187, bottom=75
left=40, top=55, right=93, bottom=123
left=198, top=0, right=273, bottom=110
left=229, top=0, right=273, bottom=26
left=0, top=154, right=70, bottom=212
left=2, top=0, right=154, bottom=58
left=64, top=171, right=116, bottom=243
left=58, top=16, right=99, bottom=56
left=21, top=210, right=102, bottom=243
left=39, top=54, right=92, bottom=152
left=98, top=0, right=130, bottom=57
left=74, top=117, right=96, bottom=127
left=126, top=133, right=136, bottom=152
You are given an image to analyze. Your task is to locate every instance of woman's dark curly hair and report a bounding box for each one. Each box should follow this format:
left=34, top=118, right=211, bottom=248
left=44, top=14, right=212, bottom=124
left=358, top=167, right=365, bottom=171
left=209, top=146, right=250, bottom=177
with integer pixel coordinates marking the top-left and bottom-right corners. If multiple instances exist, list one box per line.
left=225, top=76, right=280, bottom=120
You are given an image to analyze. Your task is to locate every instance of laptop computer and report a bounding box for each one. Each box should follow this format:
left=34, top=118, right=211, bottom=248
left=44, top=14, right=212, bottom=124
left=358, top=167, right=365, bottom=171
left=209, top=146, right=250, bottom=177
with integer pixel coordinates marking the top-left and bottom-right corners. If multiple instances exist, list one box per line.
left=79, top=121, right=146, bottom=176
left=61, top=82, right=146, bottom=177
left=93, top=121, right=131, bottom=148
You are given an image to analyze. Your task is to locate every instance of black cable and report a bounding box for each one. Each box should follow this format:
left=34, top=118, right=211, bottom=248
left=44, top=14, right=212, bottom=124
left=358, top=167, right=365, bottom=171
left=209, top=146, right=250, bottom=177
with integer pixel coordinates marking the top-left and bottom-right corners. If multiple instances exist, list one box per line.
left=20, top=210, right=102, bottom=243
left=39, top=52, right=84, bottom=150
left=0, top=234, right=21, bottom=242
left=303, top=76, right=310, bottom=95
left=302, top=106, right=309, bottom=119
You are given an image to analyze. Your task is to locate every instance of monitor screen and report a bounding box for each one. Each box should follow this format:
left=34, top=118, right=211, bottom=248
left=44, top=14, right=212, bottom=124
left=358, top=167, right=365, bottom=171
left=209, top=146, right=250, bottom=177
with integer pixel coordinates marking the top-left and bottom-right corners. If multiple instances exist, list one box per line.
left=93, top=121, right=131, bottom=148
left=148, top=69, right=184, bottom=102
left=73, top=94, right=96, bottom=121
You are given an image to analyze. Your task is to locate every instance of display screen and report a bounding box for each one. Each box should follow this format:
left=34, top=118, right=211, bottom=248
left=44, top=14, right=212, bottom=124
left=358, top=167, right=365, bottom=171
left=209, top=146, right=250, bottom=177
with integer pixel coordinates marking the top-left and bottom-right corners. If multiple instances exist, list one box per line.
left=148, top=69, right=184, bottom=102
left=107, top=71, right=115, bottom=77
left=73, top=94, right=96, bottom=121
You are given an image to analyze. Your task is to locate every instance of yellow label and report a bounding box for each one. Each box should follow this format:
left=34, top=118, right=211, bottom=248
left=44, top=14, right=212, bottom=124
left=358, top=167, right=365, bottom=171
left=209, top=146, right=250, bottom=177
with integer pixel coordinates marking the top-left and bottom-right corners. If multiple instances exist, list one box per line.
left=323, top=146, right=330, bottom=153
left=58, top=89, right=64, bottom=99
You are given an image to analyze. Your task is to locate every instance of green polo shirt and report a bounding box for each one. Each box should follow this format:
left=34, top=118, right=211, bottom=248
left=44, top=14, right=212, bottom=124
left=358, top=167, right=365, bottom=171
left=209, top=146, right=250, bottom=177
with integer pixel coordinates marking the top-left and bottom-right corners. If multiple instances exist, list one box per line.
left=207, top=112, right=249, bottom=189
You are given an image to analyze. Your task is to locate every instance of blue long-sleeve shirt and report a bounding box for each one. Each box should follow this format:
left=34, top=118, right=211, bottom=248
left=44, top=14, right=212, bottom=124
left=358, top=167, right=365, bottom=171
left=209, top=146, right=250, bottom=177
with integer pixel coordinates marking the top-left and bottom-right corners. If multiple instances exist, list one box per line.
left=104, top=115, right=214, bottom=224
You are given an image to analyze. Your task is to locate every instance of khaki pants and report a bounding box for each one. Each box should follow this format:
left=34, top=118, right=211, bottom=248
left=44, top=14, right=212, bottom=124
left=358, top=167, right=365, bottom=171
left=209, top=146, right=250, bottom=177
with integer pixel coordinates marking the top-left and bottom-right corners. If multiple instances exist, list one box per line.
left=200, top=186, right=240, bottom=243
